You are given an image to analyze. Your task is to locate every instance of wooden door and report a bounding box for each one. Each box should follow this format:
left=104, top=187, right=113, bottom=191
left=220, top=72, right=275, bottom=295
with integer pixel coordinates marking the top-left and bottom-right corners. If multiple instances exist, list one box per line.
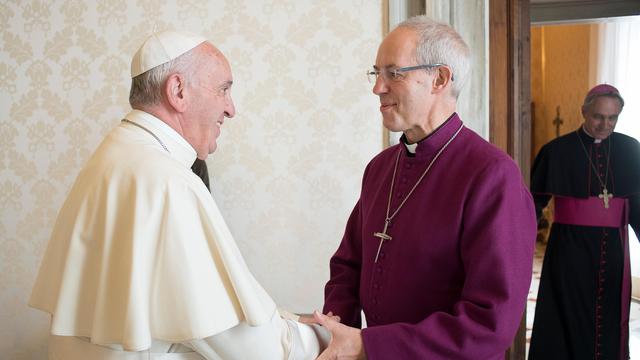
left=489, top=0, right=531, bottom=358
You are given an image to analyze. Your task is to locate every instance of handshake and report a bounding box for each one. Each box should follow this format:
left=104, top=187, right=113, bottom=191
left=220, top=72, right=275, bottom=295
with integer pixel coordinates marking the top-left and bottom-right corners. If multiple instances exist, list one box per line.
left=292, top=310, right=365, bottom=360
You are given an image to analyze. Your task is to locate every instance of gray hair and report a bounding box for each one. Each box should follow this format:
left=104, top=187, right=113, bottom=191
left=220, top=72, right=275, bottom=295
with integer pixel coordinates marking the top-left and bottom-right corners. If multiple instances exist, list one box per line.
left=582, top=92, right=625, bottom=113
left=129, top=48, right=199, bottom=108
left=396, top=15, right=471, bottom=98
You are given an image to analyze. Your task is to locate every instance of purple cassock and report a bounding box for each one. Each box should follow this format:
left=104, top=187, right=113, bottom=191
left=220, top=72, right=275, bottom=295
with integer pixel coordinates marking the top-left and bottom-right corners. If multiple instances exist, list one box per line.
left=323, top=113, right=537, bottom=359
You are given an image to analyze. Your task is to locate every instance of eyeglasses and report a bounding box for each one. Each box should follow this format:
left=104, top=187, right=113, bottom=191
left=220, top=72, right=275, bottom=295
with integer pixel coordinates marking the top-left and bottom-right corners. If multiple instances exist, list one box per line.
left=366, top=64, right=452, bottom=83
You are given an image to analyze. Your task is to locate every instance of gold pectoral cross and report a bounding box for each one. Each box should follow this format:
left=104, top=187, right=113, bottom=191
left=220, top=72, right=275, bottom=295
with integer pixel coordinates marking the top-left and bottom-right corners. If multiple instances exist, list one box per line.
left=373, top=219, right=392, bottom=263
left=599, top=188, right=613, bottom=209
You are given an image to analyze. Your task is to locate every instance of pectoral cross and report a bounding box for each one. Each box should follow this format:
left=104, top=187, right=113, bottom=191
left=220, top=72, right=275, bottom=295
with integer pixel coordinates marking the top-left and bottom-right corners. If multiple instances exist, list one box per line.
left=598, top=188, right=613, bottom=209
left=373, top=219, right=392, bottom=263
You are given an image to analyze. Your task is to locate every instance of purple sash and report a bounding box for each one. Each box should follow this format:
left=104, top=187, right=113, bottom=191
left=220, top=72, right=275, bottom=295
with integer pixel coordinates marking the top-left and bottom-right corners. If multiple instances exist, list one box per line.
left=554, top=196, right=624, bottom=227
left=554, top=196, right=630, bottom=360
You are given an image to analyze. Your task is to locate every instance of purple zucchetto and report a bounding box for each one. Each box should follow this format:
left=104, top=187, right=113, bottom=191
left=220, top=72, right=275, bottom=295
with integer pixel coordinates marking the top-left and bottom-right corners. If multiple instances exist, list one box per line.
left=587, top=84, right=619, bottom=98
left=582, top=83, right=625, bottom=110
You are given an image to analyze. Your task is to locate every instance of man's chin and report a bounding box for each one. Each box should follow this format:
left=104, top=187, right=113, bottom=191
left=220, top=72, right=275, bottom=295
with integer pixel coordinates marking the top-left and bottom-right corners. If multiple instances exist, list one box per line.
left=595, top=132, right=612, bottom=140
left=382, top=119, right=404, bottom=133
left=208, top=144, right=218, bottom=155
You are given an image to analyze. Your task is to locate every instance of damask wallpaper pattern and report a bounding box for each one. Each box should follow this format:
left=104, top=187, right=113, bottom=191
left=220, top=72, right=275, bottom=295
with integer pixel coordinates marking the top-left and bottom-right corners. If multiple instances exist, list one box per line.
left=0, top=1, right=383, bottom=358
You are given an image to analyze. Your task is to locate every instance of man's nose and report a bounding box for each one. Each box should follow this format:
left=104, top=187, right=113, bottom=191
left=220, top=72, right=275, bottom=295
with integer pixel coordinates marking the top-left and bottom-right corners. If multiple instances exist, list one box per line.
left=372, top=75, right=388, bottom=95
left=224, top=98, right=236, bottom=118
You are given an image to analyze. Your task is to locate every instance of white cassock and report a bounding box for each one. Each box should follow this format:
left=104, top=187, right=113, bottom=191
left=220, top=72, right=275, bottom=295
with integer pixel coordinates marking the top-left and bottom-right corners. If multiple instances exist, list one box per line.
left=29, top=110, right=329, bottom=359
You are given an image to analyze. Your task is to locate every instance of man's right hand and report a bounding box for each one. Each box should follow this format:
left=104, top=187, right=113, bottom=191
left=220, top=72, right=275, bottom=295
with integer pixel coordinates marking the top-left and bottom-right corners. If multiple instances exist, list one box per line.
left=313, top=311, right=365, bottom=360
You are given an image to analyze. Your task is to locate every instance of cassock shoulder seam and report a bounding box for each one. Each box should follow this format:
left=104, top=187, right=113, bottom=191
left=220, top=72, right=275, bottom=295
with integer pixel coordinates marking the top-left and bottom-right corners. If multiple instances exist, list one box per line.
left=362, top=144, right=402, bottom=182
left=458, top=132, right=519, bottom=172
left=369, top=144, right=402, bottom=164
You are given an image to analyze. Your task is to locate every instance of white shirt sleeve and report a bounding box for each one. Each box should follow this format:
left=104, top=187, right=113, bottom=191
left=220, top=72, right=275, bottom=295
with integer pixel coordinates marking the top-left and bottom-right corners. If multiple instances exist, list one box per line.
left=185, top=311, right=329, bottom=360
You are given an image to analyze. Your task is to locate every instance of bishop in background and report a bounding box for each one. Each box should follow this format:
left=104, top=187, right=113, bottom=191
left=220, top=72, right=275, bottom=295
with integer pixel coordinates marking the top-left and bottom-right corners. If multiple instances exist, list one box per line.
left=529, top=84, right=640, bottom=359
left=29, top=31, right=329, bottom=360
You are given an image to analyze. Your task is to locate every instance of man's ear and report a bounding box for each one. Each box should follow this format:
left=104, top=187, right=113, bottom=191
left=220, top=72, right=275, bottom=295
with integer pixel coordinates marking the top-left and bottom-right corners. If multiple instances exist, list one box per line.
left=165, top=73, right=188, bottom=113
left=432, top=66, right=453, bottom=92
left=581, top=105, right=588, bottom=118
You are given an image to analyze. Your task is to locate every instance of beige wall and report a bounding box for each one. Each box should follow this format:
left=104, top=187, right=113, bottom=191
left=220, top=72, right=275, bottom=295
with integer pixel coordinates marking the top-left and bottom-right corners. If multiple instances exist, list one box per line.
left=0, top=1, right=383, bottom=358
left=531, top=24, right=594, bottom=156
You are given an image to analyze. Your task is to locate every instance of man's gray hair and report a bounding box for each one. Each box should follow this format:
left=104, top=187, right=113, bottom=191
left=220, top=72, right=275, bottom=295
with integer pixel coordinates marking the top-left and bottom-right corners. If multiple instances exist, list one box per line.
left=396, top=15, right=471, bottom=98
left=129, top=48, right=198, bottom=108
left=582, top=92, right=625, bottom=113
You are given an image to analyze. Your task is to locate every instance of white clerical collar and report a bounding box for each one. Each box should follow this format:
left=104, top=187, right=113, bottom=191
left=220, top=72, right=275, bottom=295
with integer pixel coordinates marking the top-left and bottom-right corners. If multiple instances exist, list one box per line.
left=581, top=125, right=603, bottom=144
left=403, top=140, right=418, bottom=154
left=123, top=110, right=197, bottom=167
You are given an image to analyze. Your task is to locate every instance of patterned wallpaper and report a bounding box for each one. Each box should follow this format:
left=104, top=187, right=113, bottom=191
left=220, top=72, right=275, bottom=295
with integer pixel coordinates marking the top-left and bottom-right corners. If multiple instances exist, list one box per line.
left=0, top=1, right=383, bottom=358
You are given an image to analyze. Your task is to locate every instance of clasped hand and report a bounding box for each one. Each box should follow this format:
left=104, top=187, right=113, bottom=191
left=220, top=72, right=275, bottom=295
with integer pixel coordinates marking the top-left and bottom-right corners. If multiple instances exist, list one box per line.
left=299, top=311, right=366, bottom=360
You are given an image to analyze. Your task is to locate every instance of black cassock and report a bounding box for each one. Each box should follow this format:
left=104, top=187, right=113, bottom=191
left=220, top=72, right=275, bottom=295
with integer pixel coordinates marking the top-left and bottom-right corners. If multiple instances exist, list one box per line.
left=529, top=127, right=640, bottom=360
left=191, top=159, right=210, bottom=192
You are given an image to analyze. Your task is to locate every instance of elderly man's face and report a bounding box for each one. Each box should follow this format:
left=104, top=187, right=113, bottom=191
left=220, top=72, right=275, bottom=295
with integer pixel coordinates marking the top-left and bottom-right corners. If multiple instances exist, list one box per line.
left=372, top=27, right=434, bottom=138
left=582, top=96, right=621, bottom=140
left=188, top=44, right=236, bottom=159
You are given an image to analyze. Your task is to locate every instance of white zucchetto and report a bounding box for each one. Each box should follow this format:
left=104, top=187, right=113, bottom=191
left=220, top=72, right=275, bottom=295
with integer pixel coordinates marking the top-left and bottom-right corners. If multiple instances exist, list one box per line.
left=130, top=31, right=208, bottom=78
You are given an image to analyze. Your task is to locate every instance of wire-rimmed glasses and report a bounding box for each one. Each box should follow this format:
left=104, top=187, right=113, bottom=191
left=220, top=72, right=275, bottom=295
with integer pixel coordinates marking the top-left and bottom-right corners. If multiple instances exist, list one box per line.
left=366, top=64, right=452, bottom=83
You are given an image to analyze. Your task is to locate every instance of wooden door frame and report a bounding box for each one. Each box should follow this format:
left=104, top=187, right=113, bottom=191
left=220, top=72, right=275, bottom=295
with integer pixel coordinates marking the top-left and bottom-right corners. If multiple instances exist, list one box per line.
left=489, top=0, right=531, bottom=359
left=490, top=0, right=531, bottom=181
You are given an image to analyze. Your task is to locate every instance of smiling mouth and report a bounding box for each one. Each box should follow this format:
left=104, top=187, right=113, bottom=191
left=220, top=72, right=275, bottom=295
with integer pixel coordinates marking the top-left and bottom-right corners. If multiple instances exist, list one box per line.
left=380, top=103, right=396, bottom=112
